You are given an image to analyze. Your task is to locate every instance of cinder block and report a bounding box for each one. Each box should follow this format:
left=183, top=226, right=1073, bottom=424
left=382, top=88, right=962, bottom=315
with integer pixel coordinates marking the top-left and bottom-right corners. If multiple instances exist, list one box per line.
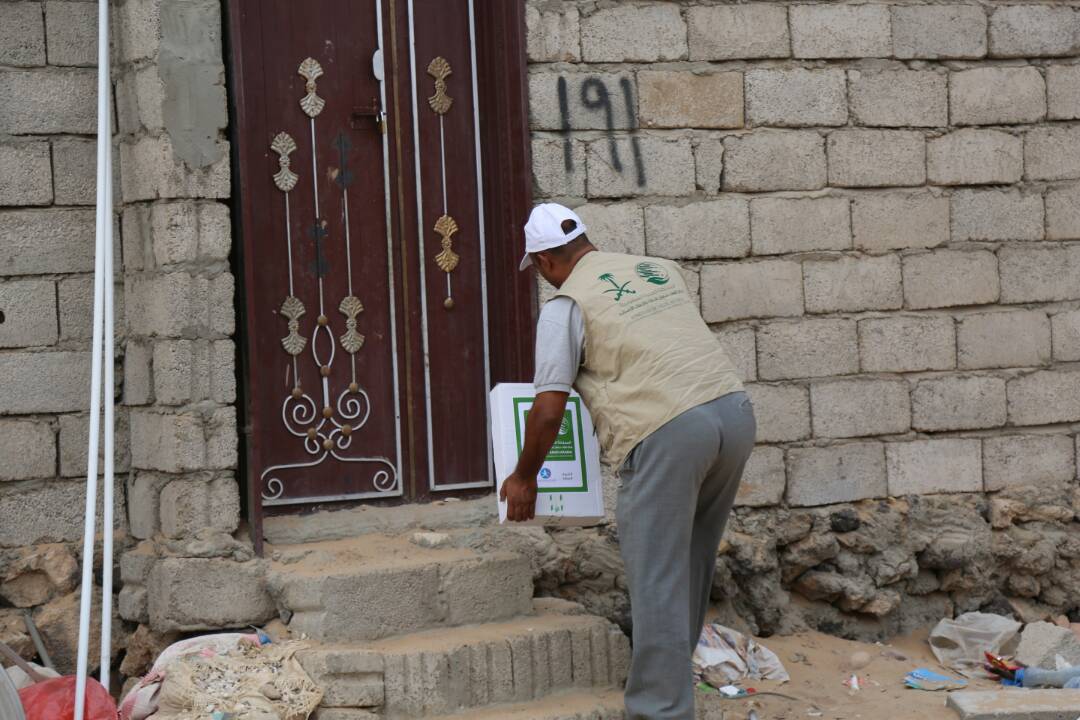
left=580, top=4, right=686, bottom=62
left=210, top=339, right=236, bottom=405
left=757, top=318, right=858, bottom=381
left=951, top=188, right=1043, bottom=242
left=713, top=325, right=756, bottom=382
left=722, top=130, right=826, bottom=192
left=45, top=1, right=98, bottom=66
left=827, top=130, right=926, bottom=188
left=57, top=276, right=124, bottom=342
left=0, top=420, right=55, bottom=481
left=1008, top=370, right=1080, bottom=426
left=114, top=64, right=166, bottom=135
left=123, top=340, right=153, bottom=406
left=902, top=250, right=999, bottom=309
left=209, top=273, right=234, bottom=336
left=58, top=411, right=130, bottom=478
left=1025, top=126, right=1080, bottom=182
left=0, top=3, right=45, bottom=66
left=983, top=434, right=1076, bottom=491
left=0, top=352, right=90, bottom=414
left=129, top=409, right=205, bottom=472
left=892, top=4, right=987, bottom=59
left=950, top=67, right=1046, bottom=126
left=0, top=478, right=114, bottom=546
left=745, top=68, right=846, bottom=128
left=790, top=4, right=891, bottom=58
left=205, top=406, right=238, bottom=470
left=0, top=68, right=96, bottom=134
left=693, top=137, right=724, bottom=194
left=532, top=137, right=585, bottom=198
left=1046, top=184, right=1080, bottom=241
left=750, top=196, right=850, bottom=255
left=687, top=4, right=789, bottom=60
left=53, top=137, right=120, bottom=206
left=0, top=142, right=51, bottom=206
left=746, top=382, right=810, bottom=443
left=572, top=203, right=645, bottom=255
left=149, top=558, right=274, bottom=633
left=886, top=439, right=982, bottom=495
left=999, top=245, right=1080, bottom=304
left=912, top=375, right=1007, bottom=431
left=858, top=315, right=956, bottom=373
left=787, top=442, right=887, bottom=507
left=852, top=193, right=948, bottom=251
left=119, top=134, right=230, bottom=202
left=160, top=474, right=239, bottom=538
left=811, top=378, right=911, bottom=439
left=153, top=339, right=207, bottom=405
left=124, top=272, right=212, bottom=338
left=0, top=208, right=95, bottom=275
left=126, top=472, right=165, bottom=539
left=989, top=5, right=1080, bottom=58
left=735, top=446, right=785, bottom=508
left=528, top=72, right=635, bottom=131
left=957, top=310, right=1051, bottom=369
left=701, top=260, right=803, bottom=323
left=586, top=135, right=694, bottom=198
left=927, top=129, right=1023, bottom=186
left=848, top=69, right=948, bottom=127
left=1048, top=65, right=1080, bottom=121
left=0, top=280, right=58, bottom=348
left=645, top=199, right=749, bottom=260
left=639, top=70, right=743, bottom=129
left=804, top=255, right=902, bottom=314
left=198, top=202, right=230, bottom=261
left=1052, top=310, right=1080, bottom=362
left=525, top=4, right=580, bottom=63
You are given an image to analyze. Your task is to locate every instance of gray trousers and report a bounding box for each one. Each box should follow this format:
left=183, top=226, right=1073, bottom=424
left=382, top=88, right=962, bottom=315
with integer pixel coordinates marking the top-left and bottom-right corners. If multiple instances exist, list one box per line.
left=616, top=392, right=756, bottom=720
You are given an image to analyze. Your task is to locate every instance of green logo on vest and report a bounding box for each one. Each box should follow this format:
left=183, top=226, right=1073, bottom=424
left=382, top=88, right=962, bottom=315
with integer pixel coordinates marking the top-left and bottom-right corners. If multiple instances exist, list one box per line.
left=635, top=261, right=670, bottom=285
left=598, top=273, right=636, bottom=301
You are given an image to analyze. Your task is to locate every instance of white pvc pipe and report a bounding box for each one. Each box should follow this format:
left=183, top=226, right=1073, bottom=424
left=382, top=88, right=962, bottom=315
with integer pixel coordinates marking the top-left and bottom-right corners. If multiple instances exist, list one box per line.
left=74, top=0, right=111, bottom=716
left=99, top=94, right=115, bottom=691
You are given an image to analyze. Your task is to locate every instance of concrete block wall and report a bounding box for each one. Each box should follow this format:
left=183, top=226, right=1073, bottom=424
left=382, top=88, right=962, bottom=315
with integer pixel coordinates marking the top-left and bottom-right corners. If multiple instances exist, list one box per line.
left=527, top=0, right=1080, bottom=635
left=0, top=0, right=240, bottom=668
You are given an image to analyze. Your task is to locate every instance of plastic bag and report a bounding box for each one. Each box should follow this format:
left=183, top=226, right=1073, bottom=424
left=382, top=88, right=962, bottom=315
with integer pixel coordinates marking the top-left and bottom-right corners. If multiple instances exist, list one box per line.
left=18, top=676, right=117, bottom=720
left=929, top=612, right=1021, bottom=678
left=692, top=622, right=789, bottom=687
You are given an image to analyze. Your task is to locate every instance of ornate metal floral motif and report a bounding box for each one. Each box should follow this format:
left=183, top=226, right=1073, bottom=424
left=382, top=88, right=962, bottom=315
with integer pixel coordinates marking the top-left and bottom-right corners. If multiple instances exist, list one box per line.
left=427, top=57, right=452, bottom=115
left=280, top=295, right=307, bottom=355
left=433, top=214, right=460, bottom=273
left=298, top=57, right=326, bottom=117
left=339, top=295, right=365, bottom=353
left=271, top=132, right=298, bottom=192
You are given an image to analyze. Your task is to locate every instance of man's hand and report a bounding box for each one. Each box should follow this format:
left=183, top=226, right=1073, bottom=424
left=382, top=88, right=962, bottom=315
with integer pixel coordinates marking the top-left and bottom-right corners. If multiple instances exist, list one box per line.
left=500, top=472, right=538, bottom=522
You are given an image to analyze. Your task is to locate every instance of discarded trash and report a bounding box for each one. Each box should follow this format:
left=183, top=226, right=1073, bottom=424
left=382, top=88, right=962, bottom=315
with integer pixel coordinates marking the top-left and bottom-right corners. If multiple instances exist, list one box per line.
left=929, top=611, right=1021, bottom=678
left=904, top=667, right=968, bottom=691
left=719, top=684, right=742, bottom=697
left=844, top=674, right=861, bottom=693
left=693, top=622, right=790, bottom=688
left=18, top=675, right=117, bottom=720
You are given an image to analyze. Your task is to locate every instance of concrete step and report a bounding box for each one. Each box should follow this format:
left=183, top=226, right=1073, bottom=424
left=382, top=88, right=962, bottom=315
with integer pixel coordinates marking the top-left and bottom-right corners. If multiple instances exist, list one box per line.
left=298, top=598, right=630, bottom=718
left=424, top=688, right=626, bottom=720
left=947, top=689, right=1080, bottom=719
left=266, top=534, right=534, bottom=642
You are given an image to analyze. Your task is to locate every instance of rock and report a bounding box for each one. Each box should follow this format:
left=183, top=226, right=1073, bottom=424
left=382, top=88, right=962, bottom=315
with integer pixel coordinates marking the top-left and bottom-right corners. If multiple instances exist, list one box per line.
left=0, top=544, right=79, bottom=607
left=410, top=531, right=451, bottom=548
left=1010, top=598, right=1058, bottom=624
left=119, top=623, right=180, bottom=678
left=1016, top=621, right=1080, bottom=670
left=161, top=528, right=254, bottom=562
left=830, top=508, right=861, bottom=533
left=33, top=589, right=128, bottom=675
left=780, top=533, right=838, bottom=583
left=980, top=594, right=1018, bottom=619
left=728, top=532, right=779, bottom=575
left=850, top=650, right=872, bottom=669
left=0, top=608, right=34, bottom=660
left=861, top=590, right=901, bottom=617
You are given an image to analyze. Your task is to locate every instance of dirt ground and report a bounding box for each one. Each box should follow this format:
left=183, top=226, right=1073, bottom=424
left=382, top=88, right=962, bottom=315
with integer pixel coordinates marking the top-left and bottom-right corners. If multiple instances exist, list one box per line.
left=697, top=627, right=1000, bottom=720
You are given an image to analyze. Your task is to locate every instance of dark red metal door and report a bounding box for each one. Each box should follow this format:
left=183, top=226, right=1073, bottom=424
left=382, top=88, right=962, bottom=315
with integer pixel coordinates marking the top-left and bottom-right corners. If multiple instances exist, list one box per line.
left=229, top=0, right=534, bottom=518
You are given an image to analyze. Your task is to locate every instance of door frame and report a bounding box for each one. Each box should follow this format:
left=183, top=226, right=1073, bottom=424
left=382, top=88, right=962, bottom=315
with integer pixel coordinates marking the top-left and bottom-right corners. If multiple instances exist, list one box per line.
left=224, top=0, right=535, bottom=553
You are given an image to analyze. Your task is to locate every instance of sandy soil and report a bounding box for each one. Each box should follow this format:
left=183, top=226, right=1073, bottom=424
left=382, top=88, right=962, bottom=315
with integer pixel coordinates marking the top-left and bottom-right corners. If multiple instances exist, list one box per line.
left=698, top=628, right=999, bottom=720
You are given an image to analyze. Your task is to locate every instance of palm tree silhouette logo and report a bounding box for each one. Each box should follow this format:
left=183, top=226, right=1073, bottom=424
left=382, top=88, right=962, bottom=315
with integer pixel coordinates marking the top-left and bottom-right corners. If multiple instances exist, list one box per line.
left=599, top=273, right=636, bottom=301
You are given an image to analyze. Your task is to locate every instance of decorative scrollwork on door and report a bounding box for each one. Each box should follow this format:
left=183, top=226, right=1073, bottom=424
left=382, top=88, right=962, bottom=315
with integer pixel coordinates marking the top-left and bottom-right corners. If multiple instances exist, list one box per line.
left=259, top=56, right=399, bottom=504
left=427, top=56, right=459, bottom=310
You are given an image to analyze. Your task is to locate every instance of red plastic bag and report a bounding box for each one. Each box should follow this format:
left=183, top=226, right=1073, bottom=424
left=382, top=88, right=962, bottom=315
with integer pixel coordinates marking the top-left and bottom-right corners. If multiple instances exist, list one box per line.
left=18, top=676, right=117, bottom=720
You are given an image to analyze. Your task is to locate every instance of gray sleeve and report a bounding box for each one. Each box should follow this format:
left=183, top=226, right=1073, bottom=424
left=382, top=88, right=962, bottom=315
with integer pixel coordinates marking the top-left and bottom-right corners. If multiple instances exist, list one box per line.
left=532, top=296, right=585, bottom=394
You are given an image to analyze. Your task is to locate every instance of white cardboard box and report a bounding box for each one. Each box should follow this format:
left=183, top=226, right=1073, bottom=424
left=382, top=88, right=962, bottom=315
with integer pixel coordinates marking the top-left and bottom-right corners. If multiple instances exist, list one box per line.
left=490, top=383, right=604, bottom=526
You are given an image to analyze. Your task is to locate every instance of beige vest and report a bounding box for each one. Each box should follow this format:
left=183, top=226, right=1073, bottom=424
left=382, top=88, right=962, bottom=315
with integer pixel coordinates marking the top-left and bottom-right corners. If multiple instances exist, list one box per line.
left=555, top=251, right=743, bottom=467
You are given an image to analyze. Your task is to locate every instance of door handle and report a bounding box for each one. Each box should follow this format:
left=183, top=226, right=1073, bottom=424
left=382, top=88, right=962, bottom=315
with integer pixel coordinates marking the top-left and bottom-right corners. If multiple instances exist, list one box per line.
left=351, top=100, right=386, bottom=134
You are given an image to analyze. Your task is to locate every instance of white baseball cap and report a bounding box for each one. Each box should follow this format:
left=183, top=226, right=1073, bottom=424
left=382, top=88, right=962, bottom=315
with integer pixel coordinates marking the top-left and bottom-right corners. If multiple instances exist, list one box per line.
left=519, top=203, right=587, bottom=271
